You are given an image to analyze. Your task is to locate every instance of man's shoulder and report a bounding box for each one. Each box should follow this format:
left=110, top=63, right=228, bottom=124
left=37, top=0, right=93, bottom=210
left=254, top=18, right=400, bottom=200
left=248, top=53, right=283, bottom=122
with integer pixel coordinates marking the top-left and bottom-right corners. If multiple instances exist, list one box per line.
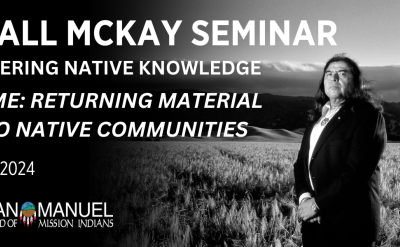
left=346, top=100, right=382, bottom=118
left=344, top=100, right=387, bottom=135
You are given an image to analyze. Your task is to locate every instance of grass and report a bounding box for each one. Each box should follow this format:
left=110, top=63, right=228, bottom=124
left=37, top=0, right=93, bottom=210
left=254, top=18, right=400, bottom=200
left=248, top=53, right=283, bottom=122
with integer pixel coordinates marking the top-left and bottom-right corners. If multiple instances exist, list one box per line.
left=90, top=142, right=400, bottom=247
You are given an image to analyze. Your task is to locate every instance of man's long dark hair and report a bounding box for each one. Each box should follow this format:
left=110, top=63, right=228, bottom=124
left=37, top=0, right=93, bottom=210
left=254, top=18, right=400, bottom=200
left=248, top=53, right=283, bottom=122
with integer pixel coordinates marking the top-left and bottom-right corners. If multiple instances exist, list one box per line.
left=309, top=54, right=383, bottom=123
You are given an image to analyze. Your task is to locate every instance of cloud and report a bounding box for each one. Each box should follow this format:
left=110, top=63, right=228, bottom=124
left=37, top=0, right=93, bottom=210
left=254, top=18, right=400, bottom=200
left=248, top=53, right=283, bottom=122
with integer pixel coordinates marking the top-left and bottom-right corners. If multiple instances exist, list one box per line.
left=361, top=64, right=400, bottom=68
left=261, top=61, right=324, bottom=72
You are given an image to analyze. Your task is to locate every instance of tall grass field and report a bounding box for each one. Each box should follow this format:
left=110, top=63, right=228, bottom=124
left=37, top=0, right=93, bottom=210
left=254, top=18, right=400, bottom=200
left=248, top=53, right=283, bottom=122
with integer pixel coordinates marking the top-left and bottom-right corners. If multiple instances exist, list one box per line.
left=90, top=142, right=400, bottom=247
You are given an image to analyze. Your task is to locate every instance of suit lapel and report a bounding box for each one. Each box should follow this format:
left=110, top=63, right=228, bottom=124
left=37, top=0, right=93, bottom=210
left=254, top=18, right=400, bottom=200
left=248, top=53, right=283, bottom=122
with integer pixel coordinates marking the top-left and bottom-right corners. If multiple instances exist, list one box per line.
left=303, top=127, right=312, bottom=164
left=310, top=104, right=352, bottom=162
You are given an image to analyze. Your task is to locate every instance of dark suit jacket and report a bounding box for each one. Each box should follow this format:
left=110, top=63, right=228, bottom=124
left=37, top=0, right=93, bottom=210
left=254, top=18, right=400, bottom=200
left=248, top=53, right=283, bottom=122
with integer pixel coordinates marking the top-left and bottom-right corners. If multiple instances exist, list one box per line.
left=294, top=100, right=387, bottom=244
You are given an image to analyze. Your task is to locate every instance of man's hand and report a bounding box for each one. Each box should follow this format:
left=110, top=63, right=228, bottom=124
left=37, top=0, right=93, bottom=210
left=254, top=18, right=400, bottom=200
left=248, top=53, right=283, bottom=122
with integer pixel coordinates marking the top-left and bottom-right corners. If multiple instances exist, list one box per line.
left=307, top=216, right=321, bottom=224
left=298, top=197, right=318, bottom=222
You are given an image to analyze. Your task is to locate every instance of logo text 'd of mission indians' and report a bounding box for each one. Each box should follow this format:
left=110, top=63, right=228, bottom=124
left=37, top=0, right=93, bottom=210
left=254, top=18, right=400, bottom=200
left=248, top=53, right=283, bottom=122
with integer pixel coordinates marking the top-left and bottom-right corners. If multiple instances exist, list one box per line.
left=0, top=202, right=113, bottom=228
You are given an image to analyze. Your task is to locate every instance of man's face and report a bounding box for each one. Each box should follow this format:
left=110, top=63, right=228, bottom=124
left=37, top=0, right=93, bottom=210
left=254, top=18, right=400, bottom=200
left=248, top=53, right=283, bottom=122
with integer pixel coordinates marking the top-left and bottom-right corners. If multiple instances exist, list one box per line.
left=323, top=61, right=354, bottom=101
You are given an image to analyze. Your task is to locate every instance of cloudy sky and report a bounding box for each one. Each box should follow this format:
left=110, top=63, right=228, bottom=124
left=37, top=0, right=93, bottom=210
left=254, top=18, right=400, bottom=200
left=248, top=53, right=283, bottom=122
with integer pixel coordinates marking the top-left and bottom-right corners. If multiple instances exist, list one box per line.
left=93, top=0, right=399, bottom=101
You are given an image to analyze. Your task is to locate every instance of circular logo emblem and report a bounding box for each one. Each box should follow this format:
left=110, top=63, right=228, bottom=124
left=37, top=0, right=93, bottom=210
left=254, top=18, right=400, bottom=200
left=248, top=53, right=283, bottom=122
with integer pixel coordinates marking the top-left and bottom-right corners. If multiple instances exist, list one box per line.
left=21, top=202, right=35, bottom=217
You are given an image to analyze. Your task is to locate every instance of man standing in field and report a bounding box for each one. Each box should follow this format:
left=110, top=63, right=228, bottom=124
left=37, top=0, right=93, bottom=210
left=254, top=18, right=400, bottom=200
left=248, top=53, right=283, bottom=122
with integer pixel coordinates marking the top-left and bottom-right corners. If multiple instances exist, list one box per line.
left=294, top=54, right=387, bottom=247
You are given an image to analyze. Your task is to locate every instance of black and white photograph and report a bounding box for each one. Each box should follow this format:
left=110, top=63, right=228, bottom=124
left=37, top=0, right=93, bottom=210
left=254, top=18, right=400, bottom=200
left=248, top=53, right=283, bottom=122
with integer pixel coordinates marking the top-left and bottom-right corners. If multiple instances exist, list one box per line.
left=1, top=0, right=399, bottom=246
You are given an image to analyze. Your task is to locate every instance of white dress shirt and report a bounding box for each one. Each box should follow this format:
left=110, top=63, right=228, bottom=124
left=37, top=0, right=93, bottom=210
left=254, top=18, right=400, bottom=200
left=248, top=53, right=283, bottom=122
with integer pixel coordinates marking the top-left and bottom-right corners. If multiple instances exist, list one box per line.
left=299, top=100, right=344, bottom=204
